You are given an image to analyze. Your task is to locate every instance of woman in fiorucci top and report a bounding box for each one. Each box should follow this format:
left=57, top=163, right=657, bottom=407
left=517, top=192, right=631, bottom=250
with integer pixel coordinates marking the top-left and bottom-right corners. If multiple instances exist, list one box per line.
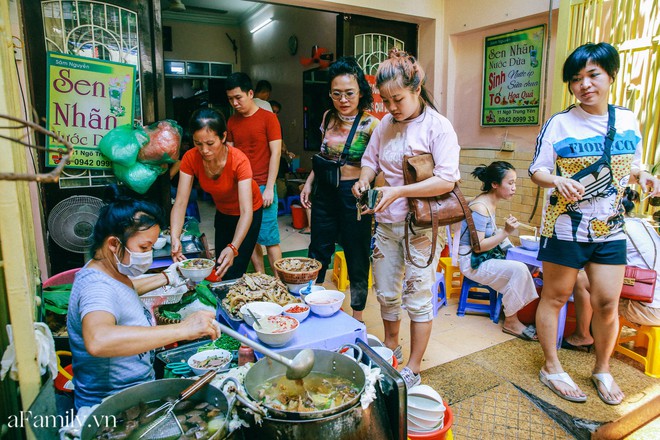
left=529, top=42, right=660, bottom=405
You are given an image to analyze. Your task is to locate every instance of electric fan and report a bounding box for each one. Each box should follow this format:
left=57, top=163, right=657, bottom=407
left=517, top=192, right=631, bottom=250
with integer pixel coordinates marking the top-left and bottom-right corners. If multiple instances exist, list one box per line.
left=47, top=196, right=105, bottom=253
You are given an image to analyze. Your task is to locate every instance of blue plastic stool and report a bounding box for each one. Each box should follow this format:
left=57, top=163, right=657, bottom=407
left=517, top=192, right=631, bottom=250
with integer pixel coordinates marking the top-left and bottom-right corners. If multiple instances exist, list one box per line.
left=285, top=195, right=301, bottom=214
left=457, top=277, right=502, bottom=323
left=277, top=199, right=287, bottom=216
left=432, top=271, right=447, bottom=316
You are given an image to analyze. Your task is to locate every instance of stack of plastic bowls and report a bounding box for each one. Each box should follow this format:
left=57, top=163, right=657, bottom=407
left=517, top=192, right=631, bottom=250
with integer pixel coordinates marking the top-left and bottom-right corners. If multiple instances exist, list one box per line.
left=407, top=385, right=446, bottom=434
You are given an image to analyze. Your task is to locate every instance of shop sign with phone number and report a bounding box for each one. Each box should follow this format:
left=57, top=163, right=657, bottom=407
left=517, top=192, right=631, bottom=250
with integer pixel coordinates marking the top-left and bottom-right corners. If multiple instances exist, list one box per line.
left=481, top=25, right=545, bottom=127
left=45, top=52, right=136, bottom=169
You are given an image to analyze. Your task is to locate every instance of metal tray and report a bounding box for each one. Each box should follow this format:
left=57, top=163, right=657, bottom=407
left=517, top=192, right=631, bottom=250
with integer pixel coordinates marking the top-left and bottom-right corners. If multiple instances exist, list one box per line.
left=210, top=279, right=244, bottom=329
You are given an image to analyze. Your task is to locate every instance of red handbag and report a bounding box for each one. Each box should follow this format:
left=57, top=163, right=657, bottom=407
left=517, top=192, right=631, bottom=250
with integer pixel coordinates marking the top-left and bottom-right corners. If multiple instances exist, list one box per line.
left=621, top=266, right=656, bottom=303
left=621, top=225, right=657, bottom=303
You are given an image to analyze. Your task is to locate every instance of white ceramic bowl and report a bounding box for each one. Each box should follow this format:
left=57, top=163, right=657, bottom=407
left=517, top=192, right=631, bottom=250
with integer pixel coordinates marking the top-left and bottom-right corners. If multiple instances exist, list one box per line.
left=153, top=236, right=167, bottom=250
left=408, top=394, right=446, bottom=418
left=519, top=235, right=540, bottom=251
left=372, top=346, right=394, bottom=365
left=254, top=315, right=299, bottom=347
left=408, top=385, right=443, bottom=402
left=407, top=412, right=443, bottom=432
left=240, top=302, right=284, bottom=327
left=304, top=290, right=345, bottom=317
left=367, top=334, right=385, bottom=348
left=178, top=258, right=215, bottom=283
left=282, top=303, right=310, bottom=322
left=187, top=349, right=232, bottom=376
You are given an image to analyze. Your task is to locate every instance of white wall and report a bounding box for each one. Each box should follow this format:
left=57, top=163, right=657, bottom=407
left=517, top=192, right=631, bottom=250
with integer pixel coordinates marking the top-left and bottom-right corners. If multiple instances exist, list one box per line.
left=240, top=4, right=337, bottom=163
left=162, top=20, right=240, bottom=67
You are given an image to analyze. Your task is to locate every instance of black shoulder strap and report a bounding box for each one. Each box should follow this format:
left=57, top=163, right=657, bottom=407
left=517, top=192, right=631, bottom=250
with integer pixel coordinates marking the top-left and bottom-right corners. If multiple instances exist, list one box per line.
left=339, top=112, right=363, bottom=166
left=603, top=104, right=616, bottom=161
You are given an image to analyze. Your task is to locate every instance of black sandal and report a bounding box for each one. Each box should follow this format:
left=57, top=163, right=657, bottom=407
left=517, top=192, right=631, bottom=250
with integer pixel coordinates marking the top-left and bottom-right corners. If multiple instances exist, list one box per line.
left=561, top=339, right=593, bottom=352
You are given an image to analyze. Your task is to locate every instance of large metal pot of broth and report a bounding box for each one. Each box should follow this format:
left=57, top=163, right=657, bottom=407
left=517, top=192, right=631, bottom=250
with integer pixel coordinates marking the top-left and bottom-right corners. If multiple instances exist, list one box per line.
left=243, top=346, right=366, bottom=420
left=80, top=377, right=235, bottom=440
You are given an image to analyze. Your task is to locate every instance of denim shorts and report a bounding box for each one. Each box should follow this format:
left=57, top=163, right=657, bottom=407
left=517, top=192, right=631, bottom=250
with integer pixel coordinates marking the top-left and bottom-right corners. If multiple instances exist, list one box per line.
left=537, top=236, right=626, bottom=269
left=257, top=184, right=280, bottom=246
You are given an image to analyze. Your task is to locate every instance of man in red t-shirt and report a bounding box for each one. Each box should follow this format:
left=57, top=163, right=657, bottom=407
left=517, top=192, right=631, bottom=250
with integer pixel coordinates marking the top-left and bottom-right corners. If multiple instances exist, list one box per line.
left=225, top=73, right=283, bottom=274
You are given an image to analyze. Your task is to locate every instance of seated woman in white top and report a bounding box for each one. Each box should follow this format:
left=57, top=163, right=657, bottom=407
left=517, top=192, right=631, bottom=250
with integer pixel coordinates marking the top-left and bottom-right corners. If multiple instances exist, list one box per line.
left=457, top=161, right=539, bottom=340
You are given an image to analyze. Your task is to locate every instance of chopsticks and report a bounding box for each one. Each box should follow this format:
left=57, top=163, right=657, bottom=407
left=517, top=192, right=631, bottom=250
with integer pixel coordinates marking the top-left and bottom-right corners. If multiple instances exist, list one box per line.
left=517, top=222, right=538, bottom=231
left=516, top=221, right=539, bottom=240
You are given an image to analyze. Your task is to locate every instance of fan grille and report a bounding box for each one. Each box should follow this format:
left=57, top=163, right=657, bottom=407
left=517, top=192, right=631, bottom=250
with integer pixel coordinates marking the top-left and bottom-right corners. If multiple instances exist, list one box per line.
left=47, top=196, right=105, bottom=253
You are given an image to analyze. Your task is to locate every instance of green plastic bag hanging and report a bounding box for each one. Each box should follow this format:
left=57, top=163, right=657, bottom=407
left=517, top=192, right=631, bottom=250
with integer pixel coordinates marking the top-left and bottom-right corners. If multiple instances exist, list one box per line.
left=113, top=161, right=162, bottom=194
left=98, top=124, right=149, bottom=167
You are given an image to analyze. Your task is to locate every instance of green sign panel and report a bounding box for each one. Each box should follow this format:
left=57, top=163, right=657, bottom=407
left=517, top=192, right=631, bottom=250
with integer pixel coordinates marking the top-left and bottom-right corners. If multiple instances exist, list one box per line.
left=481, top=25, right=545, bottom=126
left=45, top=52, right=136, bottom=169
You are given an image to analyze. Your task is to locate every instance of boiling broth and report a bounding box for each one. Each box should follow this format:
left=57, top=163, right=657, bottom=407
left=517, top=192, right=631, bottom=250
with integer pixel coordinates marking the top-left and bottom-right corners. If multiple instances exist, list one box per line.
left=256, top=372, right=359, bottom=412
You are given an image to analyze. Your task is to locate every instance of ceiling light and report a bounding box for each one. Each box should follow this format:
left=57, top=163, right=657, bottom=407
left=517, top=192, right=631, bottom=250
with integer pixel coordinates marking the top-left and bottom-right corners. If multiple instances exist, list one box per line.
left=169, top=0, right=186, bottom=12
left=250, top=18, right=272, bottom=34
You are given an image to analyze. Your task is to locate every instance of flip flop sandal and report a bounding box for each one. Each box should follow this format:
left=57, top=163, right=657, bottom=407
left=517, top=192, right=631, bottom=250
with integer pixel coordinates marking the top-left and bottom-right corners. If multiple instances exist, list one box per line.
left=591, top=373, right=623, bottom=405
left=561, top=339, right=593, bottom=352
left=502, top=325, right=538, bottom=341
left=539, top=370, right=587, bottom=403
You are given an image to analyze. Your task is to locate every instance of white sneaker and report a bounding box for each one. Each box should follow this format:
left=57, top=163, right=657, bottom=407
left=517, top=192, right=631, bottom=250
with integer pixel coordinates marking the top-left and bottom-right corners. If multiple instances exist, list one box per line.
left=392, top=345, right=403, bottom=364
left=401, top=366, right=421, bottom=389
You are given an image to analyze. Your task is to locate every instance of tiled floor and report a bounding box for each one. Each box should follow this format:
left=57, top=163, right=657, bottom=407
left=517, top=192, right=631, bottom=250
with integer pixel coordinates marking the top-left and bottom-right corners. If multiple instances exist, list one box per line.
left=451, top=383, right=572, bottom=440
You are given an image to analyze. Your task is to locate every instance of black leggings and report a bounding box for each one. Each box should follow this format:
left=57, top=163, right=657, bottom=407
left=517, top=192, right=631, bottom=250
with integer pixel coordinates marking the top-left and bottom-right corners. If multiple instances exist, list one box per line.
left=214, top=208, right=263, bottom=280
left=309, top=179, right=372, bottom=311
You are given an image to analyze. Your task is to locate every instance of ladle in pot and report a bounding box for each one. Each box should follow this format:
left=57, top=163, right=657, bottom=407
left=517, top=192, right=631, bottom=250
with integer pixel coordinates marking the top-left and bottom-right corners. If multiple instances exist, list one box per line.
left=217, top=321, right=314, bottom=380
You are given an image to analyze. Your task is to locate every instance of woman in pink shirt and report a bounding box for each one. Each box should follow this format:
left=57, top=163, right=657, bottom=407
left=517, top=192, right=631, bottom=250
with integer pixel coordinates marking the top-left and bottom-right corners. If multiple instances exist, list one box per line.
left=353, top=49, right=461, bottom=389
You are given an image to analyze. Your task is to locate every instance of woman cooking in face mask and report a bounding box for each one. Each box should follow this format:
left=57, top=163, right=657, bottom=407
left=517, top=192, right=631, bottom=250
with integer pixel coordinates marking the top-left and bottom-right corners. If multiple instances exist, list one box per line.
left=67, top=187, right=220, bottom=410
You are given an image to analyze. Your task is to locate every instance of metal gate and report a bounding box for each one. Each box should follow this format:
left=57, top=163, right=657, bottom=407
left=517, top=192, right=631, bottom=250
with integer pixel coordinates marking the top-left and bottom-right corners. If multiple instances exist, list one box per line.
left=354, top=33, right=404, bottom=75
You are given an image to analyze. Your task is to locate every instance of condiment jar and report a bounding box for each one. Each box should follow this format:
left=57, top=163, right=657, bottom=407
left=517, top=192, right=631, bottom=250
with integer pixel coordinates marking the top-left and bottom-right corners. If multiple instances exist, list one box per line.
left=238, top=344, right=255, bottom=366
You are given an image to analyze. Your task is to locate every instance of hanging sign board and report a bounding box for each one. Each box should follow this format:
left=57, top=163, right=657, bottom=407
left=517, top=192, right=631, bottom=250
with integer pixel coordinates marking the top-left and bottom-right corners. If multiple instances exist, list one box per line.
left=45, top=52, right=136, bottom=169
left=481, top=25, right=545, bottom=126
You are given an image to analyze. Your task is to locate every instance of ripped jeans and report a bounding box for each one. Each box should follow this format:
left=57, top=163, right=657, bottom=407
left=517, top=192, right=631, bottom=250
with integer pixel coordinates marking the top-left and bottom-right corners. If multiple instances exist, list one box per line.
left=372, top=221, right=445, bottom=322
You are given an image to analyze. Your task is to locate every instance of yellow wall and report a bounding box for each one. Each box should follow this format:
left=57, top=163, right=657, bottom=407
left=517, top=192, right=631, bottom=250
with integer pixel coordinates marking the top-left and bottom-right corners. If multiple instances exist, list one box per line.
left=0, top=0, right=43, bottom=420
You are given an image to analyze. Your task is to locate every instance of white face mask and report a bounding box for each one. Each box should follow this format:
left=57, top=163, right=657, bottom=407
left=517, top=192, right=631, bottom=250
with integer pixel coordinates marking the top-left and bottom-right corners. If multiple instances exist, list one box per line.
left=115, top=244, right=153, bottom=277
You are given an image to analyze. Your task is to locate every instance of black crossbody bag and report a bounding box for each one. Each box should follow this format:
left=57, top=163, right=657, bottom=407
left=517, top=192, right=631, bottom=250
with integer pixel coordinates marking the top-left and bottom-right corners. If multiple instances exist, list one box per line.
left=312, top=112, right=362, bottom=188
left=566, top=104, right=616, bottom=200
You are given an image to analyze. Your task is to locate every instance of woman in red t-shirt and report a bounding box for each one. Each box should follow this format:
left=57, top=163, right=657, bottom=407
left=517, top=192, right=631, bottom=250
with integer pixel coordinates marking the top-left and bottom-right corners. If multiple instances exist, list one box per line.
left=171, top=108, right=263, bottom=279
